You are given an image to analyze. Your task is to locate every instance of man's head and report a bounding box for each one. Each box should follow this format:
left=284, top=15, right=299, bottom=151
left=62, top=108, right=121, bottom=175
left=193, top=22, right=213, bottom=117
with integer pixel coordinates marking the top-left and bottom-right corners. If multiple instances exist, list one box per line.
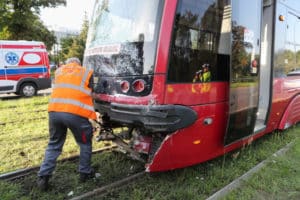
left=202, top=63, right=210, bottom=72
left=65, top=57, right=81, bottom=65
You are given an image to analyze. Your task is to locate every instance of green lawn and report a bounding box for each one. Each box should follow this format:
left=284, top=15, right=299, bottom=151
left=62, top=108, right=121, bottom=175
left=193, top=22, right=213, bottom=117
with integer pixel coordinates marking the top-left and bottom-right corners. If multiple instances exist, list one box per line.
left=96, top=128, right=299, bottom=200
left=0, top=96, right=299, bottom=199
left=222, top=136, right=300, bottom=200
left=0, top=96, right=105, bottom=173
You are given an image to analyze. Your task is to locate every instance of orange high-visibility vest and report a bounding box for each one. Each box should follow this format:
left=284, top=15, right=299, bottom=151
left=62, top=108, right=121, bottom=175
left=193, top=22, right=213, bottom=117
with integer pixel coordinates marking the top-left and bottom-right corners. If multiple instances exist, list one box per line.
left=48, top=62, right=97, bottom=120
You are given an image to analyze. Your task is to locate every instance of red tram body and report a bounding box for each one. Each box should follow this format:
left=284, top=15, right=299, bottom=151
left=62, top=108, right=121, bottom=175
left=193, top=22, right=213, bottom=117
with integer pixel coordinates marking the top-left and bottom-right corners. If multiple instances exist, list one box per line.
left=84, top=0, right=300, bottom=172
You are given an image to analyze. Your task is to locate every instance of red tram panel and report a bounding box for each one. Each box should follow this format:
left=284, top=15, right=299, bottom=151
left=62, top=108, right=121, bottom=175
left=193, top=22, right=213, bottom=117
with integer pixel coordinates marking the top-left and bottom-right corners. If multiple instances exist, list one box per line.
left=84, top=0, right=300, bottom=172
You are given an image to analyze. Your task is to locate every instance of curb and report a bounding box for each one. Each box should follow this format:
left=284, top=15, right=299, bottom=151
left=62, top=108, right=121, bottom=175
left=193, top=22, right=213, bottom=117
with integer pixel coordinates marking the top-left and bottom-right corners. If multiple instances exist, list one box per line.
left=206, top=142, right=294, bottom=200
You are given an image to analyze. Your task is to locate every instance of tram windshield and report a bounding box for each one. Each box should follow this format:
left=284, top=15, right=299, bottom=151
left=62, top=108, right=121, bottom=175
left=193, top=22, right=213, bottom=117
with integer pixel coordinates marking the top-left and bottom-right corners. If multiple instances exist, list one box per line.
left=84, top=0, right=163, bottom=77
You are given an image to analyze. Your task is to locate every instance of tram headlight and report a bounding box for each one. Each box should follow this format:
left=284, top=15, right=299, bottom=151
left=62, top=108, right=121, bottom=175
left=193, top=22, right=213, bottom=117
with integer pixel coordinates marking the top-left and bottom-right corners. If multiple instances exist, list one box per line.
left=120, top=80, right=130, bottom=93
left=132, top=79, right=146, bottom=93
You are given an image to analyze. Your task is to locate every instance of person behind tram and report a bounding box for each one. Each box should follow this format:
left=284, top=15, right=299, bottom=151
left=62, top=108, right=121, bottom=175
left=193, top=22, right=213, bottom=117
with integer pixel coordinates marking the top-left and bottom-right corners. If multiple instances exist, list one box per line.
left=193, top=63, right=211, bottom=83
left=37, top=57, right=97, bottom=191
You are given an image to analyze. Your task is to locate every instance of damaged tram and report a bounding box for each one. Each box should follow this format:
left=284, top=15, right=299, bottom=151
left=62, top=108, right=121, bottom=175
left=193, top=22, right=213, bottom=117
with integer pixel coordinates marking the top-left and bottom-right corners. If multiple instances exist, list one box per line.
left=83, top=0, right=300, bottom=172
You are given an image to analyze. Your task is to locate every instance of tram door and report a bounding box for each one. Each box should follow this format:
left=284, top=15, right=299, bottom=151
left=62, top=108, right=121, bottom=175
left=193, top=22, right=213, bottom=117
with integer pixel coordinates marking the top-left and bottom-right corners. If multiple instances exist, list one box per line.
left=225, top=0, right=263, bottom=145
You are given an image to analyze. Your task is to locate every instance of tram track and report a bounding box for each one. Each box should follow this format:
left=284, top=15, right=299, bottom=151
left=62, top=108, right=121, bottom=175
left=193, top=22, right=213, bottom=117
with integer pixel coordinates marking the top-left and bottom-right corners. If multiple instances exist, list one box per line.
left=0, top=117, right=47, bottom=126
left=14, top=109, right=48, bottom=114
left=0, top=146, right=117, bottom=181
left=70, top=171, right=146, bottom=200
left=205, top=141, right=295, bottom=200
left=76, top=143, right=293, bottom=200
left=0, top=109, right=48, bottom=126
left=0, top=131, right=297, bottom=199
left=0, top=102, right=48, bottom=110
left=0, top=143, right=146, bottom=200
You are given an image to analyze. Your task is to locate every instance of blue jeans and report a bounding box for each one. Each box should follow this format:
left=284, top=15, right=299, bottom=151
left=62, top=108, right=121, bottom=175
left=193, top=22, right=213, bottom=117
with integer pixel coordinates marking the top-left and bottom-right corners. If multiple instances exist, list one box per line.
left=38, top=112, right=93, bottom=177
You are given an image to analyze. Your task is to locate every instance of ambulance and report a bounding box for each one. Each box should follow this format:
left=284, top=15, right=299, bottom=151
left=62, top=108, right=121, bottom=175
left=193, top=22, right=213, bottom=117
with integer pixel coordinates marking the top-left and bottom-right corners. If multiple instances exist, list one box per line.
left=0, top=40, right=52, bottom=97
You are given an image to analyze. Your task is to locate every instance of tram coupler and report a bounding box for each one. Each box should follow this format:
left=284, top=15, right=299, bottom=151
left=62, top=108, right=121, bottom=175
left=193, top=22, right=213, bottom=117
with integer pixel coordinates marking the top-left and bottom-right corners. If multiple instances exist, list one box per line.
left=94, top=116, right=146, bottom=163
left=95, top=127, right=116, bottom=141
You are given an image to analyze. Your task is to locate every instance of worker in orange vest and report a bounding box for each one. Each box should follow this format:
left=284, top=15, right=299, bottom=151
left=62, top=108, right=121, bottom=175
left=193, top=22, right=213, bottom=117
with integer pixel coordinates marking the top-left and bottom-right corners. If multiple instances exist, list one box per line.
left=37, top=57, right=97, bottom=191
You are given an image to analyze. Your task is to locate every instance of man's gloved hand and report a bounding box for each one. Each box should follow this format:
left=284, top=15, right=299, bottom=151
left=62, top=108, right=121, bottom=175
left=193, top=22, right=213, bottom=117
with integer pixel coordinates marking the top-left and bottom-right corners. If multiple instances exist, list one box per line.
left=89, top=119, right=101, bottom=135
left=91, top=92, right=98, bottom=99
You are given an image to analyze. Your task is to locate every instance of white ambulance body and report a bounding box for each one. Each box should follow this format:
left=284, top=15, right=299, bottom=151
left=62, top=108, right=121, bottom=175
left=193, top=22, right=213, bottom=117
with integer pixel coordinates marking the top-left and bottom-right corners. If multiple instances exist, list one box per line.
left=0, top=40, right=51, bottom=97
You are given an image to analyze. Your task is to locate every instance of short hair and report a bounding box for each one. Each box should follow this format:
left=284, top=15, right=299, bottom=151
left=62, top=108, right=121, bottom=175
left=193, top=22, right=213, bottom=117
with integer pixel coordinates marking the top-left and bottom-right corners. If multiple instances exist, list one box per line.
left=202, top=63, right=210, bottom=68
left=65, top=57, right=81, bottom=65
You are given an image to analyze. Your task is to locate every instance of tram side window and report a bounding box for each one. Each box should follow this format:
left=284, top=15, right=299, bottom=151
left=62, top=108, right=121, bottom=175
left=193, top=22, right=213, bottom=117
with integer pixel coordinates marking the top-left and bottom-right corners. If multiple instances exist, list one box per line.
left=167, top=0, right=230, bottom=83
left=274, top=5, right=300, bottom=77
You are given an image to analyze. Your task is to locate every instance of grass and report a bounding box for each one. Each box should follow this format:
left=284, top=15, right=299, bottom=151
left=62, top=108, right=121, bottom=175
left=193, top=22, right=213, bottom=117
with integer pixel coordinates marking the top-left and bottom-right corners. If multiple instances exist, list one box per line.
left=0, top=95, right=299, bottom=199
left=222, top=136, right=300, bottom=200
left=0, top=151, right=144, bottom=200
left=98, top=128, right=299, bottom=200
left=0, top=96, right=105, bottom=173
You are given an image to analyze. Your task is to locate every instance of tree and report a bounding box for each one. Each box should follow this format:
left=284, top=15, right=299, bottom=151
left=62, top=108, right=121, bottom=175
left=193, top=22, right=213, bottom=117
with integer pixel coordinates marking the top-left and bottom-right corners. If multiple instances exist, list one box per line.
left=31, top=17, right=57, bottom=50
left=60, top=13, right=89, bottom=63
left=0, top=0, right=66, bottom=50
left=59, top=37, right=75, bottom=62
left=68, top=13, right=89, bottom=62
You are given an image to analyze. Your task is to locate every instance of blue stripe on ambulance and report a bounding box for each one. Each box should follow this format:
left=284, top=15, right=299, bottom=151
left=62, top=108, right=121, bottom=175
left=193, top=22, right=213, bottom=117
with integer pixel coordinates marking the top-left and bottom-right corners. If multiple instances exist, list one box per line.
left=0, top=67, right=47, bottom=76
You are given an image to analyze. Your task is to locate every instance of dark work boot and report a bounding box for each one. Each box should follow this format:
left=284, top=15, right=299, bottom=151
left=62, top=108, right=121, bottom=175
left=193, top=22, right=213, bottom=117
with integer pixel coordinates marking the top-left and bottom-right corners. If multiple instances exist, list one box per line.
left=79, top=169, right=95, bottom=182
left=37, top=176, right=50, bottom=191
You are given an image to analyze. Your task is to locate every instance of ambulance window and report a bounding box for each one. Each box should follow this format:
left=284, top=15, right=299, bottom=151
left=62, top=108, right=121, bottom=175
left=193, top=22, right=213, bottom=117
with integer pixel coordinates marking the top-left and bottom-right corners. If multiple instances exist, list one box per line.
left=167, top=0, right=230, bottom=83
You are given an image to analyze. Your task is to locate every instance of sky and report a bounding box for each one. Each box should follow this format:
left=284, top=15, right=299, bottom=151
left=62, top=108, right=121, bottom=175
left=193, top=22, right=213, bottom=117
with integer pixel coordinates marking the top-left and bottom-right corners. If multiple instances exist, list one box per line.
left=40, top=0, right=95, bottom=32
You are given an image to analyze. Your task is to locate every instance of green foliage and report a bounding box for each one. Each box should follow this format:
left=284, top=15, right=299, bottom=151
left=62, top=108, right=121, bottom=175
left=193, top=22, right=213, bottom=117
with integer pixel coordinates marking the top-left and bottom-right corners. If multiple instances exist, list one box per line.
left=59, top=36, right=75, bottom=62
left=0, top=0, right=66, bottom=50
left=0, top=26, right=11, bottom=39
left=31, top=18, right=56, bottom=50
left=59, top=14, right=89, bottom=63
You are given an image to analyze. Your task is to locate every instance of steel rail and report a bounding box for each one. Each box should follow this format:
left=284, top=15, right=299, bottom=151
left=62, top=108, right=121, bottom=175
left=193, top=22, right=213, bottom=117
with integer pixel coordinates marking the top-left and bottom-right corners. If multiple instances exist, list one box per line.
left=0, top=117, right=48, bottom=126
left=206, top=141, right=295, bottom=200
left=0, top=146, right=117, bottom=181
left=0, top=102, right=48, bottom=110
left=70, top=171, right=146, bottom=200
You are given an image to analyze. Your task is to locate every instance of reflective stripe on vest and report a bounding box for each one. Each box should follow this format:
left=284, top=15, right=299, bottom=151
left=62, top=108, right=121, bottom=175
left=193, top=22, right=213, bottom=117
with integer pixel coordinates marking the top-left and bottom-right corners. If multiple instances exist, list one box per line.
left=49, top=98, right=95, bottom=112
left=80, top=68, right=90, bottom=87
left=52, top=83, right=91, bottom=95
left=49, top=64, right=96, bottom=119
left=52, top=69, right=91, bottom=95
